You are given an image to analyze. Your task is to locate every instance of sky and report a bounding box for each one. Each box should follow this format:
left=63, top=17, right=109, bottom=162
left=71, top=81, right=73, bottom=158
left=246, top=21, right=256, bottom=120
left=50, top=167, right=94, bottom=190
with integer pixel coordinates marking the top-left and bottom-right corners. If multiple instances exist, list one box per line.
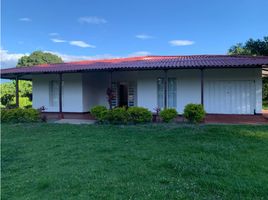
left=1, top=0, right=268, bottom=69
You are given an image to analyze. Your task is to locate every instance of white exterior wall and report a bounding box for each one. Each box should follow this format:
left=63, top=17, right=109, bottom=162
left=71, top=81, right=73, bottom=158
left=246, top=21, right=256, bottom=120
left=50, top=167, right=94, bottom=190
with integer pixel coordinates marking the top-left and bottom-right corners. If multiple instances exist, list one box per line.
left=204, top=68, right=262, bottom=114
left=32, top=68, right=262, bottom=114
left=32, top=73, right=83, bottom=112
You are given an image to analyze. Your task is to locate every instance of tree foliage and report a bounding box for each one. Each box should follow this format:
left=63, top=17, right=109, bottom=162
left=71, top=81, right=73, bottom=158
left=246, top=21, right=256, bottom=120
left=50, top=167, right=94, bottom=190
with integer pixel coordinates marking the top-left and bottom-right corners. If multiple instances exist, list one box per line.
left=1, top=51, right=63, bottom=108
left=228, top=36, right=268, bottom=56
left=228, top=36, right=268, bottom=101
left=0, top=82, right=16, bottom=107
left=1, top=81, right=33, bottom=108
left=17, top=51, right=63, bottom=67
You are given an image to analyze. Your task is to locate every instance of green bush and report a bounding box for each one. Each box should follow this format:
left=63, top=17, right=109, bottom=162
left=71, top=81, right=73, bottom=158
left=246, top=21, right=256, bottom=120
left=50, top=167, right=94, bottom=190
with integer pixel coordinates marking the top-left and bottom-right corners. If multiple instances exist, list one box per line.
left=183, top=104, right=206, bottom=123
left=90, top=106, right=108, bottom=121
left=109, top=107, right=129, bottom=124
left=159, top=108, right=178, bottom=123
left=1, top=108, right=40, bottom=123
left=127, top=107, right=152, bottom=124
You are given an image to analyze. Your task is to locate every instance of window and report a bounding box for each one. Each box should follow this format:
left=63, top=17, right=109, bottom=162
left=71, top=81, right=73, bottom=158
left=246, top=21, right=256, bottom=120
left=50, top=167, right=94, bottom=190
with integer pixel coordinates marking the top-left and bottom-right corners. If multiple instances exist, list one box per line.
left=49, top=81, right=64, bottom=107
left=157, top=78, right=164, bottom=108
left=111, top=82, right=118, bottom=108
left=168, top=78, right=177, bottom=108
left=157, top=77, right=177, bottom=109
left=128, top=82, right=136, bottom=107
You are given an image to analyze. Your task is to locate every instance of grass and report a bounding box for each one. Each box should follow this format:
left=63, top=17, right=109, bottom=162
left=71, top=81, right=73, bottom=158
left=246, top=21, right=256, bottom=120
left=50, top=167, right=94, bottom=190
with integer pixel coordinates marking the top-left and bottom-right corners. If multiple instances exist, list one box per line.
left=1, top=123, right=268, bottom=199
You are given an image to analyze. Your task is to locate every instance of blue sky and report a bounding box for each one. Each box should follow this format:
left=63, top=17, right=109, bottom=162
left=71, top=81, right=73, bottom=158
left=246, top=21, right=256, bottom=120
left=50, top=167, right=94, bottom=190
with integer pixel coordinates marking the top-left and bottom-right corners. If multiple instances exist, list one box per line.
left=1, top=0, right=268, bottom=68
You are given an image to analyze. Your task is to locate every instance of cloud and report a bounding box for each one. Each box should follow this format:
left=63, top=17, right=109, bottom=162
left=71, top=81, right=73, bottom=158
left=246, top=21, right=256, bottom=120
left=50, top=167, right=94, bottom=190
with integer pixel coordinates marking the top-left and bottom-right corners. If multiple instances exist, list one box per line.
left=46, top=51, right=117, bottom=62
left=69, top=40, right=96, bottom=48
left=0, top=47, right=151, bottom=71
left=49, top=32, right=59, bottom=36
left=19, top=17, right=31, bottom=22
left=46, top=51, right=151, bottom=62
left=128, top=51, right=151, bottom=57
left=78, top=16, right=107, bottom=24
left=135, top=34, right=154, bottom=40
left=51, top=38, right=66, bottom=43
left=169, top=40, right=194, bottom=46
left=0, top=48, right=28, bottom=69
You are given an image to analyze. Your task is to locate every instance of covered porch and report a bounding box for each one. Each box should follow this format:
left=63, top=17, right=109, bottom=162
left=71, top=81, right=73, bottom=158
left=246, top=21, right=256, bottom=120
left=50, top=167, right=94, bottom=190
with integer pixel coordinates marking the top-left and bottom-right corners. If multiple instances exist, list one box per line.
left=1, top=55, right=267, bottom=123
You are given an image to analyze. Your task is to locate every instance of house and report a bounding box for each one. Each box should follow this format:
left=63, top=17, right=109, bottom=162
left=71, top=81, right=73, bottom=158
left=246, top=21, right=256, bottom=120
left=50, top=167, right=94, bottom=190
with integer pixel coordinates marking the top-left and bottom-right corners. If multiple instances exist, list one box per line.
left=1, top=55, right=268, bottom=119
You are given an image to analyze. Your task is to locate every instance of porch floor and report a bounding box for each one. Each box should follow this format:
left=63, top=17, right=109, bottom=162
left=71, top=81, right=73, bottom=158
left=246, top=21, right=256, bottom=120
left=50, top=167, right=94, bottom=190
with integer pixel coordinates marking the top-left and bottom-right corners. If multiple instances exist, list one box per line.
left=54, top=119, right=96, bottom=125
left=203, top=113, right=268, bottom=125
left=43, top=111, right=268, bottom=125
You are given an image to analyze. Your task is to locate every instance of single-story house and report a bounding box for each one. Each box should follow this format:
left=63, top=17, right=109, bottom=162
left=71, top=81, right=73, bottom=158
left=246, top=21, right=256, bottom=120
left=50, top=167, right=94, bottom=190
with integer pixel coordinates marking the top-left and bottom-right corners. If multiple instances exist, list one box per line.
left=1, top=55, right=268, bottom=118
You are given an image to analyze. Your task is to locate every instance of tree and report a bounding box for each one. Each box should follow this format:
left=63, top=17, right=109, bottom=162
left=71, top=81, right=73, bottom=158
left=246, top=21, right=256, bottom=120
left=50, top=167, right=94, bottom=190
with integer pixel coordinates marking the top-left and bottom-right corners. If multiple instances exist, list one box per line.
left=228, top=36, right=268, bottom=56
left=0, top=51, right=63, bottom=108
left=0, top=82, right=15, bottom=107
left=228, top=36, right=268, bottom=102
left=17, top=51, right=63, bottom=67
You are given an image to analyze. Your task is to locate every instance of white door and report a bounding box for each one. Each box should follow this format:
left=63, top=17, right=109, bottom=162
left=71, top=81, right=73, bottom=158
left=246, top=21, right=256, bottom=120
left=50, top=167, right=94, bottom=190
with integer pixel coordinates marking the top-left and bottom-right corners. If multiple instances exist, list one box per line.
left=204, top=81, right=255, bottom=114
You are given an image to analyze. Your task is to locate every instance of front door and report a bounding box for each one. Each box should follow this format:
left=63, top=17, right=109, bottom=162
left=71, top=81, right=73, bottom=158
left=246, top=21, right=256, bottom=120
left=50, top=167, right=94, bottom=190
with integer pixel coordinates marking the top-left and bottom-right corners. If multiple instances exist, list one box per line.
left=119, top=83, right=128, bottom=107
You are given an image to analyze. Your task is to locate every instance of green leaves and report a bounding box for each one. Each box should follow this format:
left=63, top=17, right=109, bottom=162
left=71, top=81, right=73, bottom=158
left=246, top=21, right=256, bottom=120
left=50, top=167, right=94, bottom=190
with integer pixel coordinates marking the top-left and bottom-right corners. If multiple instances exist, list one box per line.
left=228, top=36, right=268, bottom=56
left=17, top=51, right=63, bottom=67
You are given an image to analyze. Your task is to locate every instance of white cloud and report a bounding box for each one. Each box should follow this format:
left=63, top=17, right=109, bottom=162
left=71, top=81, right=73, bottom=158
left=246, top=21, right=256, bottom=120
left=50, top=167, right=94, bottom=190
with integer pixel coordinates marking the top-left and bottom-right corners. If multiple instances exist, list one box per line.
left=46, top=51, right=117, bottom=62
left=135, top=34, right=154, bottom=40
left=46, top=51, right=151, bottom=62
left=0, top=48, right=29, bottom=69
left=69, top=40, right=96, bottom=48
left=51, top=38, right=66, bottom=43
left=128, top=51, right=151, bottom=57
left=0, top=47, right=151, bottom=71
left=169, top=40, right=194, bottom=46
left=19, top=17, right=31, bottom=22
left=49, top=32, right=59, bottom=36
left=78, top=16, right=107, bottom=24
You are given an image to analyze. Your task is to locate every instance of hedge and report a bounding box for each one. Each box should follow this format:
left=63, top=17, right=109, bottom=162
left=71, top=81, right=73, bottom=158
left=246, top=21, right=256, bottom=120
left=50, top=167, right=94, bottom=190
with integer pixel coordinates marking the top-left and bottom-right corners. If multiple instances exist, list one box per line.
left=1, top=108, right=41, bottom=123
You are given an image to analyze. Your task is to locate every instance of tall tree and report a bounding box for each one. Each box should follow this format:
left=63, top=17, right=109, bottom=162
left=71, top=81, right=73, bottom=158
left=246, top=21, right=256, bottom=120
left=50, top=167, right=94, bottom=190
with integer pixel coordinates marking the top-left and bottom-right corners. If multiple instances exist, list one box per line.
left=228, top=36, right=268, bottom=102
left=17, top=51, right=63, bottom=67
left=228, top=36, right=268, bottom=56
left=1, top=51, right=63, bottom=108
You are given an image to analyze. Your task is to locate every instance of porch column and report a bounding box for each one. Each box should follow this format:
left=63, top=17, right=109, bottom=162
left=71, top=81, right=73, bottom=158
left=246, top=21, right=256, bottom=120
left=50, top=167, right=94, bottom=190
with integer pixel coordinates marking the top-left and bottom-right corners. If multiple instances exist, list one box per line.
left=15, top=75, right=19, bottom=108
left=59, top=73, right=63, bottom=119
left=164, top=69, right=168, bottom=109
left=200, top=68, right=204, bottom=106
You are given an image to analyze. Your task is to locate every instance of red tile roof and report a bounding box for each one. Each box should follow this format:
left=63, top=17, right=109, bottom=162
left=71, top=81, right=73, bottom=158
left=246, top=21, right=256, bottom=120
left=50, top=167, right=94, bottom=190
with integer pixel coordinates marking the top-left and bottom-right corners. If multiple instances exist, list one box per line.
left=1, top=55, right=268, bottom=78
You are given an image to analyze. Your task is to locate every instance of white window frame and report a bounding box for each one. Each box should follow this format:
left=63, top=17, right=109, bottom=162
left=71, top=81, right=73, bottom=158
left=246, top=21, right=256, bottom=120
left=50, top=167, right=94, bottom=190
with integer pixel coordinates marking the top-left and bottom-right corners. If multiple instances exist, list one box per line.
left=49, top=80, right=64, bottom=107
left=157, top=77, right=177, bottom=109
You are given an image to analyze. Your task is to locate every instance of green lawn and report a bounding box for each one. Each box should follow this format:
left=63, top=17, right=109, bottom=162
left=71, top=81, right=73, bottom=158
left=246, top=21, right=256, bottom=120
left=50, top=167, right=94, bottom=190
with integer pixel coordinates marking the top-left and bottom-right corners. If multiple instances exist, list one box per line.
left=1, top=123, right=268, bottom=199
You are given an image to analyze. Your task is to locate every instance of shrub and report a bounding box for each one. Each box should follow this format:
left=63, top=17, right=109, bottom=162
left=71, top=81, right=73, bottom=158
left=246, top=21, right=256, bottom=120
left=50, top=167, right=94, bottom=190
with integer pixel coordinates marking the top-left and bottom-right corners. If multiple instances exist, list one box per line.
left=160, top=108, right=178, bottom=123
left=183, top=104, right=206, bottom=123
left=109, top=107, right=129, bottom=124
left=1, top=108, right=40, bottom=123
left=127, top=107, right=152, bottom=124
left=90, top=106, right=108, bottom=121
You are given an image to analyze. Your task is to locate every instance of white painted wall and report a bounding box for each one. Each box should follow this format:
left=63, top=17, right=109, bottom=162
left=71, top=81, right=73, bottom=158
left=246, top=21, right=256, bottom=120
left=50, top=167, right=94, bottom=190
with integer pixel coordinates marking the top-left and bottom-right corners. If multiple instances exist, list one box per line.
left=32, top=73, right=83, bottom=112
left=32, top=68, right=262, bottom=114
left=204, top=68, right=262, bottom=114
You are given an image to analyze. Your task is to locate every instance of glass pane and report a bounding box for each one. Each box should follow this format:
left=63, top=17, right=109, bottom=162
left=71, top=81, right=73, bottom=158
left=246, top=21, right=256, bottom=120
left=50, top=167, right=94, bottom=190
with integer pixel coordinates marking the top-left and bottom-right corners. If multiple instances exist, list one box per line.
left=168, top=78, right=177, bottom=108
left=52, top=81, right=59, bottom=106
left=157, top=78, right=164, bottom=108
